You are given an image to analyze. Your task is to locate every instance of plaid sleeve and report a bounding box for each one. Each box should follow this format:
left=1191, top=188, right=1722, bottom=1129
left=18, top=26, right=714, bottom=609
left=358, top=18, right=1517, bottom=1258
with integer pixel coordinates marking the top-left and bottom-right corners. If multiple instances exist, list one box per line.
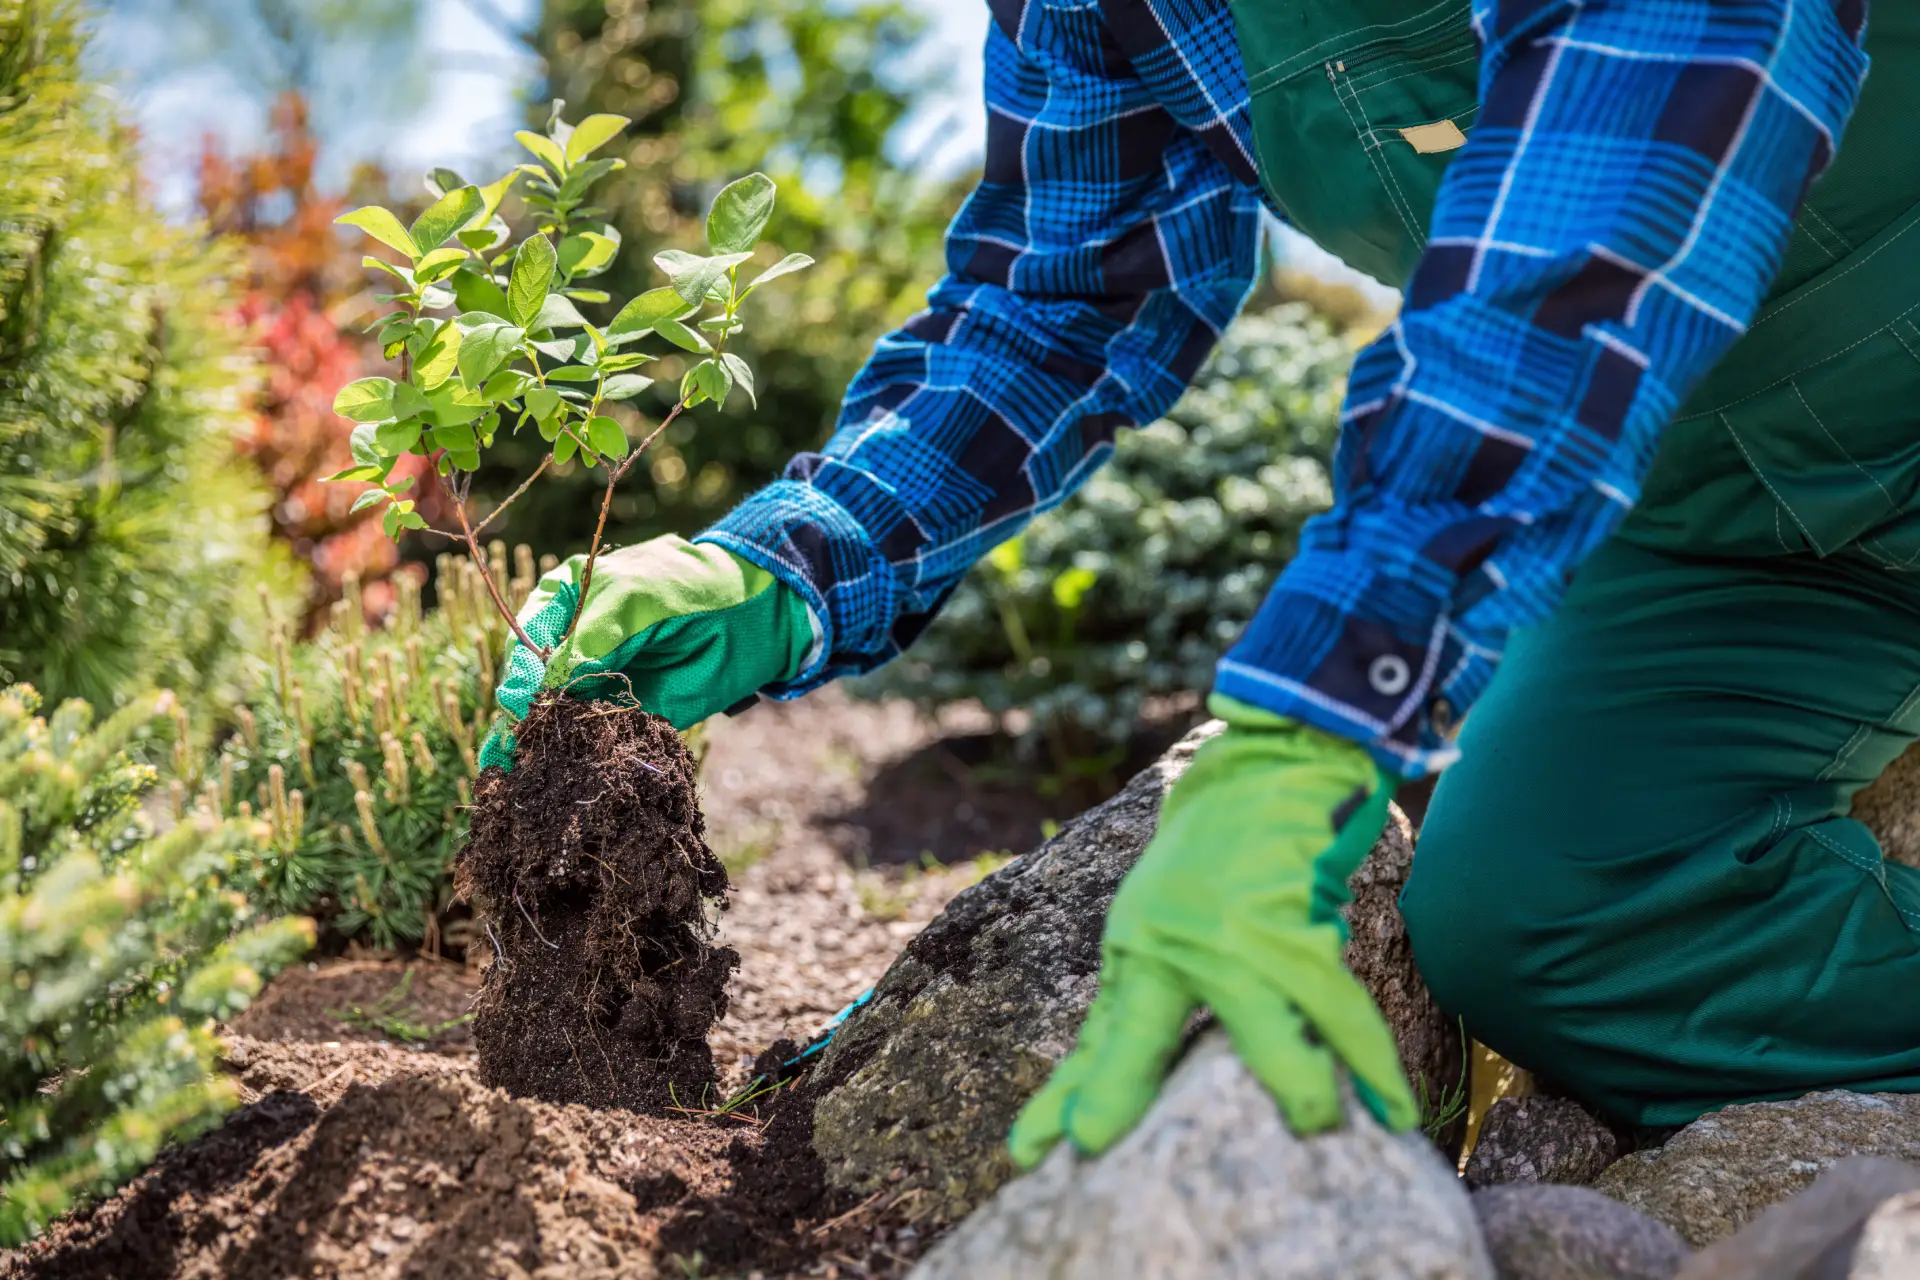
left=1216, top=0, right=1870, bottom=779
left=700, top=2, right=1264, bottom=695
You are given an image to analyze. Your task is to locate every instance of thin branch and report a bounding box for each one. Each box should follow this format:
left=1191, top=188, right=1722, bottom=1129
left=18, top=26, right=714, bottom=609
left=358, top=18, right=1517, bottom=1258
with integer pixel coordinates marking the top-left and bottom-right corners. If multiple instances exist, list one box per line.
left=436, top=464, right=549, bottom=659
left=554, top=398, right=690, bottom=655
left=472, top=453, right=551, bottom=537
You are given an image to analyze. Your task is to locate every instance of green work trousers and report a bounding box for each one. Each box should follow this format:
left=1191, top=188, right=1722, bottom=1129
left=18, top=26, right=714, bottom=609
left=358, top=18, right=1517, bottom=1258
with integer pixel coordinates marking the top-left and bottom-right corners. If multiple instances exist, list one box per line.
left=1403, top=539, right=1920, bottom=1127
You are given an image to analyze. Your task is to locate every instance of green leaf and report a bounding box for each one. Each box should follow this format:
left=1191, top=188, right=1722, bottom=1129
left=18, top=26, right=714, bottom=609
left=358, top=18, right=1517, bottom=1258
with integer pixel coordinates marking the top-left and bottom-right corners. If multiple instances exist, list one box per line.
left=471, top=172, right=516, bottom=228
left=510, top=235, right=557, bottom=328
left=531, top=334, right=588, bottom=362
left=458, top=322, right=527, bottom=389
left=720, top=353, right=756, bottom=409
left=338, top=207, right=420, bottom=261
left=419, top=284, right=455, bottom=311
left=706, top=173, right=776, bottom=255
left=525, top=387, right=563, bottom=422
left=392, top=382, right=432, bottom=420
left=374, top=418, right=423, bottom=454
left=414, top=247, right=469, bottom=284
left=598, top=352, right=656, bottom=372
left=453, top=269, right=512, bottom=319
left=554, top=430, right=580, bottom=465
left=362, top=255, right=410, bottom=281
left=744, top=252, right=815, bottom=294
left=383, top=506, right=402, bottom=538
left=350, top=488, right=388, bottom=515
left=694, top=356, right=733, bottom=406
left=545, top=365, right=599, bottom=382
left=481, top=368, right=539, bottom=401
left=558, top=159, right=623, bottom=202
left=557, top=231, right=618, bottom=279
left=601, top=374, right=654, bottom=401
left=427, top=167, right=468, bottom=197
left=533, top=293, right=587, bottom=332
left=565, top=288, right=612, bottom=304
left=431, top=422, right=479, bottom=452
left=334, top=377, right=398, bottom=422
left=399, top=509, right=431, bottom=529
left=564, top=113, right=630, bottom=163
left=515, top=129, right=567, bottom=173
left=428, top=384, right=486, bottom=426
left=457, top=224, right=503, bottom=253
left=607, top=287, right=695, bottom=342
left=349, top=423, right=383, bottom=468
left=653, top=317, right=711, bottom=354
left=655, top=249, right=752, bottom=305
left=414, top=321, right=460, bottom=389
left=410, top=187, right=485, bottom=253
left=326, top=462, right=385, bottom=483
left=586, top=415, right=629, bottom=458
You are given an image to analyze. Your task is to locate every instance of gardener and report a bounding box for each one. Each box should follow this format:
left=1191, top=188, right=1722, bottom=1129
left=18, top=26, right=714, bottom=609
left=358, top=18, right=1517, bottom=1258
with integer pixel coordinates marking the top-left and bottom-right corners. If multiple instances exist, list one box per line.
left=485, top=0, right=1920, bottom=1159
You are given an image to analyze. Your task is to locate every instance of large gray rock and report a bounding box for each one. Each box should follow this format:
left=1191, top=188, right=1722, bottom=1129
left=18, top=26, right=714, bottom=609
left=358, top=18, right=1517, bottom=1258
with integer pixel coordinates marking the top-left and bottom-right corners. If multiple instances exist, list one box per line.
left=1345, top=804, right=1469, bottom=1156
left=1465, top=1097, right=1623, bottom=1189
left=909, top=1029, right=1494, bottom=1280
left=1851, top=1189, right=1920, bottom=1279
left=807, top=720, right=1456, bottom=1227
left=1674, top=1157, right=1920, bottom=1279
left=1850, top=741, right=1920, bottom=869
left=1473, top=1184, right=1689, bottom=1280
left=1595, top=1091, right=1920, bottom=1246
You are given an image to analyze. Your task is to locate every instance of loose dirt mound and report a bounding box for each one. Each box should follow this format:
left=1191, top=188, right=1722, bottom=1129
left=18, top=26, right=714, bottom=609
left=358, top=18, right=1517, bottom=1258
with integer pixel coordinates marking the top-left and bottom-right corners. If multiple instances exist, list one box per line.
left=1, top=1036, right=928, bottom=1280
left=459, top=695, right=737, bottom=1112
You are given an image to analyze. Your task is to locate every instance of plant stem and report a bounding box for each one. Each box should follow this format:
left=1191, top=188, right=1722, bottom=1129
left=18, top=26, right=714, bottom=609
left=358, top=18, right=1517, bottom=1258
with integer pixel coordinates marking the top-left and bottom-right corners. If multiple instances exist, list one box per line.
left=552, top=397, right=690, bottom=656
left=436, top=465, right=549, bottom=659
left=471, top=453, right=552, bottom=537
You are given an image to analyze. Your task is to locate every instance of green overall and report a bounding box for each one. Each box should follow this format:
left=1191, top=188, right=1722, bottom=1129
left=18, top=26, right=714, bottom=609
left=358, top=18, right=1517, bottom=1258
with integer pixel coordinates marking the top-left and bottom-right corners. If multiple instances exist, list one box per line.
left=1228, top=1, right=1920, bottom=1124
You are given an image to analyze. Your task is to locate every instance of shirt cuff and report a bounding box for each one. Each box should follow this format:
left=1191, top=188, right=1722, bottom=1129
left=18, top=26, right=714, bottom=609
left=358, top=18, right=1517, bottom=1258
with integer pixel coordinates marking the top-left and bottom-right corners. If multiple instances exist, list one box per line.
left=1213, top=545, right=1482, bottom=781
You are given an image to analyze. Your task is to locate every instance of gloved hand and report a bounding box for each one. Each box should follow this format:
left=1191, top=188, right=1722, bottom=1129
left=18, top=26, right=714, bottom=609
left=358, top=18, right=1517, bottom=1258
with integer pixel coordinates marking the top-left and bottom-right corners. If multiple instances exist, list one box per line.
left=478, top=536, right=814, bottom=770
left=1007, top=695, right=1419, bottom=1166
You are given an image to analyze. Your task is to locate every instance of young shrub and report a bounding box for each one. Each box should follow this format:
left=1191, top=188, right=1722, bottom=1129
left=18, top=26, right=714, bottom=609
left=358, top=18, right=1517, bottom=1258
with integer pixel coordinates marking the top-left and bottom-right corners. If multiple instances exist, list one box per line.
left=328, top=104, right=809, bottom=673
left=0, top=0, right=294, bottom=710
left=0, top=685, right=313, bottom=1244
left=214, top=551, right=534, bottom=952
left=862, top=303, right=1353, bottom=760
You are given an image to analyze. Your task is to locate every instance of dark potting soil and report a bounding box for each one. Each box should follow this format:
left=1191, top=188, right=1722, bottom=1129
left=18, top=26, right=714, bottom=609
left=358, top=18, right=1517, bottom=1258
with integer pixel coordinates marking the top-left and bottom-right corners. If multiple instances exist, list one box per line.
left=458, top=695, right=739, bottom=1113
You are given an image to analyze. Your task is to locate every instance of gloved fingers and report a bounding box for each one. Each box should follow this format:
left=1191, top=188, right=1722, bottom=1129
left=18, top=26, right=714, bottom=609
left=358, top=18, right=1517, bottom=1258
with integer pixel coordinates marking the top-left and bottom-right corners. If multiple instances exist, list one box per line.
left=1007, top=1045, right=1088, bottom=1170
left=1206, top=977, right=1343, bottom=1134
left=477, top=716, right=518, bottom=774
left=1275, top=953, right=1422, bottom=1133
left=1055, top=956, right=1194, bottom=1158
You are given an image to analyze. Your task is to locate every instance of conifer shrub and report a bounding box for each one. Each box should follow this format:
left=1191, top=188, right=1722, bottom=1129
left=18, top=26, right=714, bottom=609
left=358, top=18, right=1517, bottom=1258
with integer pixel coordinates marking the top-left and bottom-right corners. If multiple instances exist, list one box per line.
left=0, top=684, right=312, bottom=1244
left=862, top=304, right=1352, bottom=759
left=0, top=0, right=293, bottom=710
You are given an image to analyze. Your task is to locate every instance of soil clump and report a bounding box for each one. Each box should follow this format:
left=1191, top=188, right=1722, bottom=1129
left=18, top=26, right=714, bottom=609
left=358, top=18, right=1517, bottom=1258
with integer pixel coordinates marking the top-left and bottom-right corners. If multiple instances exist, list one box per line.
left=459, top=695, right=737, bottom=1113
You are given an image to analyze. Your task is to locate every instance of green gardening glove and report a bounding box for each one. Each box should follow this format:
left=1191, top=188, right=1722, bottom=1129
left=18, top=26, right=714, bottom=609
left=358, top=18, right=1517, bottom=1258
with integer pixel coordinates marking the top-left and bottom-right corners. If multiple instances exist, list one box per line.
left=477, top=536, right=814, bottom=770
left=1007, top=695, right=1419, bottom=1166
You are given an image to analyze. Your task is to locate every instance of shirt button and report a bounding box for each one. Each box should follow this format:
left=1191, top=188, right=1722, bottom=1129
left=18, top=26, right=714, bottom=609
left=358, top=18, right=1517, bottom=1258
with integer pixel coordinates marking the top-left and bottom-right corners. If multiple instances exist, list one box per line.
left=1368, top=654, right=1411, bottom=696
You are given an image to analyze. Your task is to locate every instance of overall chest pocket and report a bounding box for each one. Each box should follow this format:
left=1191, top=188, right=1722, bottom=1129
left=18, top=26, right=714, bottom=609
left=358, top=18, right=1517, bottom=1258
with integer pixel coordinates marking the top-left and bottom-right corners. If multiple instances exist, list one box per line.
left=1240, top=0, right=1480, bottom=288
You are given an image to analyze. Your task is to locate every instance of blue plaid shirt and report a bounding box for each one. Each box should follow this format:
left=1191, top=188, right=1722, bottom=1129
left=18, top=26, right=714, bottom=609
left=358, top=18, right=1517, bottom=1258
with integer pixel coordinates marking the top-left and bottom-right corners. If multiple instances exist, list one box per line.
left=701, top=0, right=1869, bottom=778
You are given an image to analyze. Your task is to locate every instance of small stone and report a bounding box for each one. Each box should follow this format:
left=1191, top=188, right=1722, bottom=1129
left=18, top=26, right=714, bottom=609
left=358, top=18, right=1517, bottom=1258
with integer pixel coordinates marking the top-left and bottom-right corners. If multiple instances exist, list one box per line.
left=1851, top=1189, right=1920, bottom=1279
left=909, top=1029, right=1493, bottom=1280
left=1595, top=1092, right=1920, bottom=1246
left=1465, top=1097, right=1622, bottom=1189
left=1473, top=1184, right=1689, bottom=1280
left=1675, top=1158, right=1920, bottom=1279
left=1850, top=740, right=1920, bottom=869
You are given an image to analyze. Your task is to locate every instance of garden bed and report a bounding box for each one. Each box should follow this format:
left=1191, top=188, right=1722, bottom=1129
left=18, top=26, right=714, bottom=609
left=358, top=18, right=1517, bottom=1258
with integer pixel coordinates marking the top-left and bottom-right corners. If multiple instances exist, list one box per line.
left=3, top=689, right=1129, bottom=1279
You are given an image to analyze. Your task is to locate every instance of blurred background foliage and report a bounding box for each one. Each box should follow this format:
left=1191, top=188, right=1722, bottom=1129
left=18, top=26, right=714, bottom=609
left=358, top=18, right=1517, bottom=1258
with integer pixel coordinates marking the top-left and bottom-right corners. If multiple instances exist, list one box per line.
left=0, top=0, right=297, bottom=711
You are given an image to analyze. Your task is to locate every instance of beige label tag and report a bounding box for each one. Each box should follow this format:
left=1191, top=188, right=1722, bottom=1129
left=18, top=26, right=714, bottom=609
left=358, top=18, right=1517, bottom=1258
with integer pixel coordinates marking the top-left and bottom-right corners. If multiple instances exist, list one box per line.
left=1398, top=119, right=1468, bottom=154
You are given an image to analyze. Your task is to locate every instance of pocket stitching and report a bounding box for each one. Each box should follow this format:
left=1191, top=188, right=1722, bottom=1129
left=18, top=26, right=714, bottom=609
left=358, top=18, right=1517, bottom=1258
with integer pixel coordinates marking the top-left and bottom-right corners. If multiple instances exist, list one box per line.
left=1683, top=300, right=1920, bottom=421
left=1351, top=46, right=1480, bottom=97
left=1336, top=73, right=1428, bottom=249
left=1252, top=0, right=1470, bottom=90
left=1719, top=411, right=1828, bottom=555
